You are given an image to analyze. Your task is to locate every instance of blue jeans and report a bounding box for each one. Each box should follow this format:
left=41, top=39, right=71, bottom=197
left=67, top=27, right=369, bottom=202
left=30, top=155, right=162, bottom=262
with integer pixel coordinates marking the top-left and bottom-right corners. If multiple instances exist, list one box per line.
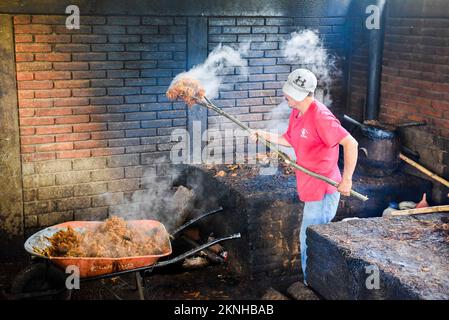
left=300, top=192, right=340, bottom=284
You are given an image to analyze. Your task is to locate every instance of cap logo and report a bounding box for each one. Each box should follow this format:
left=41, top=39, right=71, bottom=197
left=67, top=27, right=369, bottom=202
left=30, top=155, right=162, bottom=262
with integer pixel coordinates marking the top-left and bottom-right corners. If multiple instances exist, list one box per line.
left=293, top=75, right=307, bottom=88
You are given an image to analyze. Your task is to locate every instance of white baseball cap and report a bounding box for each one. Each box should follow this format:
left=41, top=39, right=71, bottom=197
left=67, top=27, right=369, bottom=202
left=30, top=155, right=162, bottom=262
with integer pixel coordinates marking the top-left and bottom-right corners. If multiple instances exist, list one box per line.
left=282, top=68, right=317, bottom=102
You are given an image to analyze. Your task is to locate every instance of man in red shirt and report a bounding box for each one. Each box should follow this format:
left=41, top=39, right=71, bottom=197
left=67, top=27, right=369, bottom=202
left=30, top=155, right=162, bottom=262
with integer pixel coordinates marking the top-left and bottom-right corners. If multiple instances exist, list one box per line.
left=252, top=69, right=359, bottom=285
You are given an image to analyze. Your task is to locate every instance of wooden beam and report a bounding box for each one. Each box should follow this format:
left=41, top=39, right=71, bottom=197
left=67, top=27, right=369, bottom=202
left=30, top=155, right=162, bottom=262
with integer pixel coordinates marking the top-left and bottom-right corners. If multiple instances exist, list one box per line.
left=0, top=14, right=25, bottom=257
left=390, top=205, right=449, bottom=216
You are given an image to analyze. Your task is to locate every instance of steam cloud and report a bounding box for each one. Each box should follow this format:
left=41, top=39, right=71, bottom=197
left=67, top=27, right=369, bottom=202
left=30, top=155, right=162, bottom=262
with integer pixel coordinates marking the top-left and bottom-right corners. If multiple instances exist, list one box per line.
left=266, top=29, right=340, bottom=160
left=99, top=164, right=182, bottom=229
left=99, top=164, right=219, bottom=232
left=170, top=43, right=249, bottom=99
left=283, top=29, right=339, bottom=105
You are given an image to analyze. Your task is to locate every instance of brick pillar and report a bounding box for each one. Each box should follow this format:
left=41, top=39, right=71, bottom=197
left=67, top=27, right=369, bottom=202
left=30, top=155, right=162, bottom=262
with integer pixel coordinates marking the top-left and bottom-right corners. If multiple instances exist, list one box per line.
left=0, top=14, right=24, bottom=258
left=187, top=17, right=208, bottom=163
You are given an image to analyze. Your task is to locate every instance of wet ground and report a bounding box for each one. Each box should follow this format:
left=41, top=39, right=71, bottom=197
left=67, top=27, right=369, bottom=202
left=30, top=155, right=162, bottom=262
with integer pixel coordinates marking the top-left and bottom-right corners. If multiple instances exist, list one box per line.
left=0, top=261, right=28, bottom=298
left=0, top=257, right=313, bottom=300
left=72, top=265, right=261, bottom=300
left=0, top=261, right=272, bottom=300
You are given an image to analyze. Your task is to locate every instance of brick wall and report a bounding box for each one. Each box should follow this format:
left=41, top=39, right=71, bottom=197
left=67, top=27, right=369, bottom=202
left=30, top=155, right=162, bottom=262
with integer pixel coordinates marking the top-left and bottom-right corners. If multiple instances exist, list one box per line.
left=13, top=14, right=350, bottom=233
left=380, top=18, right=449, bottom=131
left=346, top=16, right=368, bottom=120
left=14, top=15, right=187, bottom=232
left=346, top=5, right=449, bottom=203
left=380, top=16, right=449, bottom=202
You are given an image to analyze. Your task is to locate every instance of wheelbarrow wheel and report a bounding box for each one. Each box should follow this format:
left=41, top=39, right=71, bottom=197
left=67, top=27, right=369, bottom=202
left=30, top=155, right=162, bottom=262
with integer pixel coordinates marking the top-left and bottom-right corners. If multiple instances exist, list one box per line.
left=10, top=262, right=71, bottom=300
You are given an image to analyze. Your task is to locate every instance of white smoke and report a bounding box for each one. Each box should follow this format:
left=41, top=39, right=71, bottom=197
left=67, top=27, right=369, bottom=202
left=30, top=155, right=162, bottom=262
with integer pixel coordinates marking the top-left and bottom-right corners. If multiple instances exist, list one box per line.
left=171, top=43, right=249, bottom=99
left=98, top=162, right=222, bottom=232
left=266, top=100, right=296, bottom=160
left=98, top=163, right=190, bottom=232
left=263, top=29, right=340, bottom=161
left=283, top=29, right=339, bottom=106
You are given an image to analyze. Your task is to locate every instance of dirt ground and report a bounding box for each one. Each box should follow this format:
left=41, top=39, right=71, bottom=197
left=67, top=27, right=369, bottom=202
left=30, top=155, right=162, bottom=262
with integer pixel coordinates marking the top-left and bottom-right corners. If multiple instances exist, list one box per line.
left=0, top=261, right=275, bottom=300
left=71, top=265, right=262, bottom=300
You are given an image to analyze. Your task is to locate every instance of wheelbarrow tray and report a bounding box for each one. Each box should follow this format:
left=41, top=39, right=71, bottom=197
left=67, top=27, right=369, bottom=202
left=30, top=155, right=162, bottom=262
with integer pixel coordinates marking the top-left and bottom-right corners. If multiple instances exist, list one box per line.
left=24, top=220, right=172, bottom=278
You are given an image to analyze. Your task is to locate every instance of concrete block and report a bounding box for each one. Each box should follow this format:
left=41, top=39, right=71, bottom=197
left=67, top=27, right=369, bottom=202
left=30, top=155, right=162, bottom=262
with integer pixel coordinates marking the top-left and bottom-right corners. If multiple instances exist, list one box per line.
left=307, top=215, right=449, bottom=300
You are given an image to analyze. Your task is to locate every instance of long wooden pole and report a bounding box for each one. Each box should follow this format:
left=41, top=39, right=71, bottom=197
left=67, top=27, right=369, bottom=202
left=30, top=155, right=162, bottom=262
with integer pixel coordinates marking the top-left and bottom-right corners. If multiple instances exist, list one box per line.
left=390, top=205, right=449, bottom=216
left=200, top=97, right=369, bottom=202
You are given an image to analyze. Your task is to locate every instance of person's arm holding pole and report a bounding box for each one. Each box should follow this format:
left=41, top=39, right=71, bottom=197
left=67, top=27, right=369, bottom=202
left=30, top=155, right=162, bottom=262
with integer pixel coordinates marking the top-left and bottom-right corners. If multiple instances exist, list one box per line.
left=250, top=130, right=291, bottom=147
left=337, top=135, right=358, bottom=197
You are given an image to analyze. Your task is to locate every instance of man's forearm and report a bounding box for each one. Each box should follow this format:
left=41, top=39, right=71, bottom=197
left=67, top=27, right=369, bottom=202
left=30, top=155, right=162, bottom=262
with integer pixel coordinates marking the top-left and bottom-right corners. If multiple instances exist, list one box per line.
left=256, top=130, right=292, bottom=147
left=341, top=136, right=358, bottom=181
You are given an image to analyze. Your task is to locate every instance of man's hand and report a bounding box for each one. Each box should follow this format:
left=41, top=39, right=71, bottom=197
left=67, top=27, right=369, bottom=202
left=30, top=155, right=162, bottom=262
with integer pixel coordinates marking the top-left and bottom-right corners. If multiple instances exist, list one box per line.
left=337, top=178, right=352, bottom=197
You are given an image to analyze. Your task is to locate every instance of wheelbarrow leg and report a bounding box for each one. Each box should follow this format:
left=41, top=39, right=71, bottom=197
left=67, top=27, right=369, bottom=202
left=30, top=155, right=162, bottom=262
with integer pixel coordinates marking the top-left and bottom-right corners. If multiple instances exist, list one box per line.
left=134, top=272, right=145, bottom=300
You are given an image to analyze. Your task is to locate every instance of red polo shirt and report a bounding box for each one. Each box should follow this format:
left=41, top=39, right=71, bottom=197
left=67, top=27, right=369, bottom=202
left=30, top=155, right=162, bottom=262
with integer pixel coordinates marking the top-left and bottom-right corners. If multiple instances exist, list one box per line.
left=282, top=100, right=349, bottom=202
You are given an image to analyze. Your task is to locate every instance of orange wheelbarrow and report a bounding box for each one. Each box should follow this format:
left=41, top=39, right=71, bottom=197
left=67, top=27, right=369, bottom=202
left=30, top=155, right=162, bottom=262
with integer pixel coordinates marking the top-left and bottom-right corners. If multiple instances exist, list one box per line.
left=7, top=207, right=241, bottom=300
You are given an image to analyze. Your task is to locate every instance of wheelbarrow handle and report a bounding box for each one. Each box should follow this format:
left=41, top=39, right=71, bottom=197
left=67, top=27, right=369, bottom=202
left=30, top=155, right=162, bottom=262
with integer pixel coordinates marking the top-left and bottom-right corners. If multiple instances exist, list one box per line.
left=169, top=206, right=223, bottom=238
left=152, top=233, right=241, bottom=269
